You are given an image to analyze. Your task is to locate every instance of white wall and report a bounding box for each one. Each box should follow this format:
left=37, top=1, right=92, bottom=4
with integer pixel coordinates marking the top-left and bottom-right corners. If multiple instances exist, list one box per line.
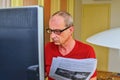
left=108, top=0, right=120, bottom=73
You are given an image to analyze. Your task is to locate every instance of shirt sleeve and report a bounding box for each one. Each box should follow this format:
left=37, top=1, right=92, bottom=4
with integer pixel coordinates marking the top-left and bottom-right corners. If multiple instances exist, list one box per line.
left=87, top=45, right=97, bottom=78
left=91, top=70, right=97, bottom=78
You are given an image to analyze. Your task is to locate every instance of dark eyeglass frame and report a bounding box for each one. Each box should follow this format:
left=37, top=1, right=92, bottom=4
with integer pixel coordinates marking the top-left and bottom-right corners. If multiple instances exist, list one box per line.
left=46, top=27, right=70, bottom=35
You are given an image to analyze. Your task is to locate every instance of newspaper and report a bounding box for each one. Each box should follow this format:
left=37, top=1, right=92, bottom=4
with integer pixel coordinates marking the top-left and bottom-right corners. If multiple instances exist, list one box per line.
left=49, top=57, right=97, bottom=80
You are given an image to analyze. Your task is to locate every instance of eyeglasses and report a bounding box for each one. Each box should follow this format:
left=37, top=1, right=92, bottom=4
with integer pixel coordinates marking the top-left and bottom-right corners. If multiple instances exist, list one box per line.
left=46, top=27, right=70, bottom=35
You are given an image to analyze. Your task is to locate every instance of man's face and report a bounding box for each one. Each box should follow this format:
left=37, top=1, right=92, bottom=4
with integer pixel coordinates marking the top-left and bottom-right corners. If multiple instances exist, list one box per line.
left=49, top=15, right=73, bottom=45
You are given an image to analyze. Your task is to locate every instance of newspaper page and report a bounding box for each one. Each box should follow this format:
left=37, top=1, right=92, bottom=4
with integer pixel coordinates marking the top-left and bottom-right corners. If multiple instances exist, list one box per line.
left=49, top=57, right=97, bottom=80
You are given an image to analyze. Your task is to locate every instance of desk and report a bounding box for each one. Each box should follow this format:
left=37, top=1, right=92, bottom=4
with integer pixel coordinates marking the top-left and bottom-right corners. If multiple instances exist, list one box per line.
left=97, top=71, right=120, bottom=80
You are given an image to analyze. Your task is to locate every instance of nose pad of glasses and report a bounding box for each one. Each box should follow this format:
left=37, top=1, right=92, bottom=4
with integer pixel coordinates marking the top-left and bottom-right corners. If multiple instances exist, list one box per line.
left=50, top=32, right=57, bottom=38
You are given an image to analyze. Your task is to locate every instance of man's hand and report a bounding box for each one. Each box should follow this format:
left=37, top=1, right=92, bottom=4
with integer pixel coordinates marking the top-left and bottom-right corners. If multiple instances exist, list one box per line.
left=90, top=77, right=97, bottom=80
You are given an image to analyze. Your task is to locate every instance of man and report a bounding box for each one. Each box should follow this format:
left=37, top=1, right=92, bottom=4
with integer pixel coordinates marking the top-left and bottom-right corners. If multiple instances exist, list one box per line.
left=45, top=11, right=97, bottom=80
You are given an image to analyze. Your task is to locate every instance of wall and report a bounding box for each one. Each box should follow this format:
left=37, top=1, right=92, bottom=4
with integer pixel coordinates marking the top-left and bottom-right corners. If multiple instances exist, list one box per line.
left=82, top=0, right=111, bottom=4
left=82, top=0, right=120, bottom=73
left=74, top=0, right=82, bottom=40
left=109, top=0, right=120, bottom=73
left=0, top=0, right=10, bottom=8
left=110, top=0, right=120, bottom=27
left=11, top=0, right=43, bottom=7
left=81, top=3, right=110, bottom=71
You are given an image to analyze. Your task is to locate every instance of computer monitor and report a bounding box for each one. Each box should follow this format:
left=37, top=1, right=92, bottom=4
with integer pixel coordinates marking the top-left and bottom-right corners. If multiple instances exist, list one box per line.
left=0, top=6, right=44, bottom=80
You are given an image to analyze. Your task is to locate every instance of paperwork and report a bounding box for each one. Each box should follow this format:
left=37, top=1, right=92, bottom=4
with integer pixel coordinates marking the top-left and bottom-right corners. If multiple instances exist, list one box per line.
left=49, top=57, right=97, bottom=80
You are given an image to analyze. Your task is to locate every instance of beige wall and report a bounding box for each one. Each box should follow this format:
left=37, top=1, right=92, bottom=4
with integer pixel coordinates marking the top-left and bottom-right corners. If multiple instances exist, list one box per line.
left=82, top=0, right=111, bottom=4
left=0, top=0, right=10, bottom=8
left=109, top=0, right=120, bottom=73
left=82, top=0, right=120, bottom=73
left=81, top=4, right=110, bottom=71
left=110, top=0, right=120, bottom=27
left=73, top=0, right=82, bottom=40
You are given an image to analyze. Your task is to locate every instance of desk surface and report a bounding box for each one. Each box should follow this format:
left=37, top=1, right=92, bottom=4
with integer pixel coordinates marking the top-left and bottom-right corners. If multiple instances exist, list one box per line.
left=97, top=71, right=120, bottom=80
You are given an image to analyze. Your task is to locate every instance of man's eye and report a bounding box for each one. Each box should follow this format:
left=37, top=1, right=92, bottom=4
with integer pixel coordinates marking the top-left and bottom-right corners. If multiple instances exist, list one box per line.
left=53, top=30, right=61, bottom=34
left=54, top=30, right=60, bottom=33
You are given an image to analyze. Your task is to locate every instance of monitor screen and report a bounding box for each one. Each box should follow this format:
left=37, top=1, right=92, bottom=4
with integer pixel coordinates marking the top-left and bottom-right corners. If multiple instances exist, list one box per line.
left=0, top=6, right=44, bottom=80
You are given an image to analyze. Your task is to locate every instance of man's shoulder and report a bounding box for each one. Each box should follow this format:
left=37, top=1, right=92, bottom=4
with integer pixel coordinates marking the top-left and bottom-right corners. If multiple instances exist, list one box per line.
left=45, top=42, right=56, bottom=48
left=75, top=40, right=93, bottom=49
left=75, top=40, right=96, bottom=58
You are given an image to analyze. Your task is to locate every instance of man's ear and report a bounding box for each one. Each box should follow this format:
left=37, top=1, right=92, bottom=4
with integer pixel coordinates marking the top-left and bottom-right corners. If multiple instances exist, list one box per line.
left=69, top=26, right=74, bottom=32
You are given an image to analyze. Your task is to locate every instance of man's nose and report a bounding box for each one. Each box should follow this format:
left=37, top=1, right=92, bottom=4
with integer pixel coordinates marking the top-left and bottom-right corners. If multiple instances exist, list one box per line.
left=50, top=32, right=56, bottom=38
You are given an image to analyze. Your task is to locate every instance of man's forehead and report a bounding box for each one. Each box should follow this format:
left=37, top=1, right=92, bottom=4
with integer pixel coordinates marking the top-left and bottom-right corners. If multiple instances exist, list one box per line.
left=50, top=15, right=64, bottom=21
left=49, top=16, right=65, bottom=27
